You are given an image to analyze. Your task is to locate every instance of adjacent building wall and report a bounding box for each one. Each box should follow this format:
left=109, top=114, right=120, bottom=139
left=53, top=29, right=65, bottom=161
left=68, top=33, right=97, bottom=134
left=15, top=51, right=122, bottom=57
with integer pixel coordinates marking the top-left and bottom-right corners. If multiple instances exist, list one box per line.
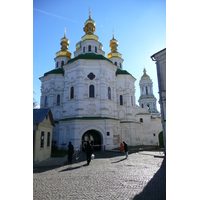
left=33, top=116, right=54, bottom=162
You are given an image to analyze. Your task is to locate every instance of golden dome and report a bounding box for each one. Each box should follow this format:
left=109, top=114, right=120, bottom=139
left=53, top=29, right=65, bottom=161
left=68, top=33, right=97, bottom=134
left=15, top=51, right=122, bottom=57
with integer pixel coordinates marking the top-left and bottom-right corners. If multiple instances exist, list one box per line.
left=107, top=31, right=122, bottom=59
left=83, top=8, right=95, bottom=35
left=141, top=68, right=150, bottom=80
left=55, top=28, right=71, bottom=59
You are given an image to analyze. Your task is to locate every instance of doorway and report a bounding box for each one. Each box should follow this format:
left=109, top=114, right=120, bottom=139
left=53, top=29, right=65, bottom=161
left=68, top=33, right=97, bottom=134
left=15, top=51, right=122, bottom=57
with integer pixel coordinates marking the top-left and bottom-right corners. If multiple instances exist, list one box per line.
left=159, top=131, right=164, bottom=148
left=82, top=129, right=102, bottom=151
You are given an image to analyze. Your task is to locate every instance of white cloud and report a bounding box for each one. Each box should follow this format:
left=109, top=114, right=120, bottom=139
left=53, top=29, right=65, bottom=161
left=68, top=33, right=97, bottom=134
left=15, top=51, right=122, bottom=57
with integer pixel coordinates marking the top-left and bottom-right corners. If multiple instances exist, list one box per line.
left=33, top=8, right=79, bottom=23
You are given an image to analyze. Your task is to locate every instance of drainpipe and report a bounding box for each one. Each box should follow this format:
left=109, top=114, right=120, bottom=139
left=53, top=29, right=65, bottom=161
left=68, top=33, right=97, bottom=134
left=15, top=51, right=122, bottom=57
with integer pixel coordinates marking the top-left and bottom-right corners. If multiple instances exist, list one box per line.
left=151, top=55, right=166, bottom=154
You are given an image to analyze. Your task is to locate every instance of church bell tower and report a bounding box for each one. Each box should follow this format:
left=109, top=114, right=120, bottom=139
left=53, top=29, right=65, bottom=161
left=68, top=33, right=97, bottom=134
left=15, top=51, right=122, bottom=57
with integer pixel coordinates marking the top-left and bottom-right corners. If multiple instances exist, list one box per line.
left=138, top=68, right=160, bottom=116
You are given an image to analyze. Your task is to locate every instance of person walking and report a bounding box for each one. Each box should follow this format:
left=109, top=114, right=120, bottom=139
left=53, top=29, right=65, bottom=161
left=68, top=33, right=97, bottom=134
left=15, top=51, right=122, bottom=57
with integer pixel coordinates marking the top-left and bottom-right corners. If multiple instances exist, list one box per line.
left=85, top=141, right=93, bottom=165
left=68, top=141, right=74, bottom=164
left=123, top=141, right=128, bottom=159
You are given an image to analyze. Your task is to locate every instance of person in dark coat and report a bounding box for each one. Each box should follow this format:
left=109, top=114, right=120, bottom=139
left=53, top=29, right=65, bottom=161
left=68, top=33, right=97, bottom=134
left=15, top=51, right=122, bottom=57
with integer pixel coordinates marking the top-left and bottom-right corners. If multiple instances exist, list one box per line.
left=123, top=141, right=128, bottom=159
left=85, top=141, right=93, bottom=165
left=68, top=141, right=74, bottom=164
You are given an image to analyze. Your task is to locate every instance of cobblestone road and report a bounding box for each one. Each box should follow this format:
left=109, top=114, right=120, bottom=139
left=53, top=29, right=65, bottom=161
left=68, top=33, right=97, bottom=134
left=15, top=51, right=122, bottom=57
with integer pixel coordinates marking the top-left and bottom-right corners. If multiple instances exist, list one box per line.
left=33, top=150, right=165, bottom=200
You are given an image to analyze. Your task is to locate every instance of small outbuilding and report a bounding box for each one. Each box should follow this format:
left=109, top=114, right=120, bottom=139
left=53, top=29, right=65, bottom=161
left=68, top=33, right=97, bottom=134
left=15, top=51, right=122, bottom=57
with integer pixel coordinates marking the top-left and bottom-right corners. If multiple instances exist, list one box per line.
left=33, top=108, right=55, bottom=162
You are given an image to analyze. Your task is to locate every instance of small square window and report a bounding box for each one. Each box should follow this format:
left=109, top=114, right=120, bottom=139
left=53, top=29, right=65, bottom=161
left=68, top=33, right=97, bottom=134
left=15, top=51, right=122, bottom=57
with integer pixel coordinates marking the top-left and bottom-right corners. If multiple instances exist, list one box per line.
left=107, top=132, right=110, bottom=136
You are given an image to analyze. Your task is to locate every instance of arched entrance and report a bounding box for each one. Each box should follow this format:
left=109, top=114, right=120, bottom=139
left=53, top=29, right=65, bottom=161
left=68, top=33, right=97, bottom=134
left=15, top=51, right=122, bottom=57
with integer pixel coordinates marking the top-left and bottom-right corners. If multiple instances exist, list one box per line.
left=82, top=129, right=102, bottom=151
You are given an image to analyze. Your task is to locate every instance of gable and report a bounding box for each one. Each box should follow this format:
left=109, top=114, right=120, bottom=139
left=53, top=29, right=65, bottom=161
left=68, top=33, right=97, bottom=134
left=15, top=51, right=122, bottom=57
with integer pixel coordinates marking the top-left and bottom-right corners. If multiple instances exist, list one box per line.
left=33, top=108, right=55, bottom=127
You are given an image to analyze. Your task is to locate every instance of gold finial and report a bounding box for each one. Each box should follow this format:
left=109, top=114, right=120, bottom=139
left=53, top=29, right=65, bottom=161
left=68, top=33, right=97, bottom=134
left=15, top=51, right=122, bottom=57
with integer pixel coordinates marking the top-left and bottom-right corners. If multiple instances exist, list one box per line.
left=64, top=27, right=66, bottom=38
left=113, top=29, right=114, bottom=39
left=89, top=7, right=91, bottom=19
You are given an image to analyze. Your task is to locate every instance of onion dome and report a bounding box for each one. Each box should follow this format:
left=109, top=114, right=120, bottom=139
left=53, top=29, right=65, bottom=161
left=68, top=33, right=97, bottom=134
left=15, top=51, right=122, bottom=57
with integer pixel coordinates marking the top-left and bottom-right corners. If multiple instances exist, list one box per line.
left=83, top=8, right=95, bottom=35
left=81, top=8, right=99, bottom=42
left=141, top=68, right=150, bottom=80
left=107, top=30, right=122, bottom=60
left=55, top=28, right=71, bottom=59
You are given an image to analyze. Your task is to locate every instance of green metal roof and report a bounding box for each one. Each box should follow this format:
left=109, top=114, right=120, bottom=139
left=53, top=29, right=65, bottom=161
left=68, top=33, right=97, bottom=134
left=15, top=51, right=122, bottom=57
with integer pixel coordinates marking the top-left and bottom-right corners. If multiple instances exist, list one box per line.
left=116, top=68, right=130, bottom=75
left=44, top=68, right=64, bottom=77
left=67, top=53, right=112, bottom=64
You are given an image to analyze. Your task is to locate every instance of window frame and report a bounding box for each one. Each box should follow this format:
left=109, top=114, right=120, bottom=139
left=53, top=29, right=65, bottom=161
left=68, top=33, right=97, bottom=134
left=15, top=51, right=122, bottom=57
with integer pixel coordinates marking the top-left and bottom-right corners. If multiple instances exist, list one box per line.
left=88, top=45, right=91, bottom=52
left=108, top=87, right=111, bottom=100
left=57, top=94, right=60, bottom=105
left=70, top=86, right=74, bottom=99
left=44, top=96, right=48, bottom=107
left=40, top=131, right=44, bottom=148
left=146, top=87, right=148, bottom=95
left=89, top=85, right=95, bottom=98
left=47, top=132, right=50, bottom=147
left=131, top=96, right=133, bottom=106
left=120, top=95, right=123, bottom=105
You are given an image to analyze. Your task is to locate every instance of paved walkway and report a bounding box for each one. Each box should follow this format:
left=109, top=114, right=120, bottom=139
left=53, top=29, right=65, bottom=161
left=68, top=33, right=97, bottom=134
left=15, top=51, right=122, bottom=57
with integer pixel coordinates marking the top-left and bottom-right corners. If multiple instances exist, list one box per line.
left=33, top=145, right=161, bottom=169
left=33, top=149, right=165, bottom=199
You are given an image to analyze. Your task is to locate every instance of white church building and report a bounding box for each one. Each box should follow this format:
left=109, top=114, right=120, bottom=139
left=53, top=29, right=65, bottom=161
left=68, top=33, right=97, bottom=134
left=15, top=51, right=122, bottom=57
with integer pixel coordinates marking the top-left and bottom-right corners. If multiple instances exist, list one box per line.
left=39, top=11, right=162, bottom=150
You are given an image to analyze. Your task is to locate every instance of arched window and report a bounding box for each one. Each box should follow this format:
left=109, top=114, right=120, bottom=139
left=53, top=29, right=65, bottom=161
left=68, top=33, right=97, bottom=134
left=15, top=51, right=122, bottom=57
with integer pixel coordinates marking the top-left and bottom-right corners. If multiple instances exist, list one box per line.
left=120, top=95, right=123, bottom=105
left=108, top=87, right=111, bottom=99
left=83, top=46, right=85, bottom=53
left=61, top=61, right=64, bottom=67
left=140, top=118, right=143, bottom=123
left=146, top=87, right=148, bottom=95
left=120, top=63, right=122, bottom=69
left=88, top=45, right=91, bottom=52
left=114, top=61, right=117, bottom=66
left=56, top=62, right=59, bottom=68
left=44, top=96, right=48, bottom=107
left=95, top=46, right=97, bottom=53
left=70, top=87, right=74, bottom=99
left=57, top=94, right=60, bottom=105
left=89, top=85, right=95, bottom=98
left=141, top=104, right=144, bottom=108
left=131, top=96, right=133, bottom=106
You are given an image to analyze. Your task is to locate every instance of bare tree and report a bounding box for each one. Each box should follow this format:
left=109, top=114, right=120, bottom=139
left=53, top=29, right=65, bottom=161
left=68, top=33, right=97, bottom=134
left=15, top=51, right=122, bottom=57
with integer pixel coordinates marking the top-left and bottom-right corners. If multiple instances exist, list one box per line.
left=33, top=91, right=38, bottom=108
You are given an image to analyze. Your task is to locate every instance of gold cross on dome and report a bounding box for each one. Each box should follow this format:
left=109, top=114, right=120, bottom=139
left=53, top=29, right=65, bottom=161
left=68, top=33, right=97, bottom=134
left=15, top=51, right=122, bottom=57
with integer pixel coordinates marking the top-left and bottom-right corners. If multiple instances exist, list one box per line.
left=64, top=27, right=66, bottom=37
left=89, top=8, right=91, bottom=18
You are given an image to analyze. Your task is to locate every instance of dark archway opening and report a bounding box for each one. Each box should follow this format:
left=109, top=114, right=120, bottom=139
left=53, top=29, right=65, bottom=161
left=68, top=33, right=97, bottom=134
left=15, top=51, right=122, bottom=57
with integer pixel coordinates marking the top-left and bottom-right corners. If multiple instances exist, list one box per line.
left=82, top=130, right=102, bottom=151
left=159, top=131, right=164, bottom=148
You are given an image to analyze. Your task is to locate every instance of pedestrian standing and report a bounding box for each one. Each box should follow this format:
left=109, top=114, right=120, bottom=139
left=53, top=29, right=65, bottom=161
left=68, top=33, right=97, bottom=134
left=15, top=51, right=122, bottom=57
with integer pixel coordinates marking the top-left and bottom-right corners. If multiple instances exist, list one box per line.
left=123, top=141, right=128, bottom=159
left=85, top=141, right=93, bottom=165
left=91, top=140, right=94, bottom=152
left=68, top=141, right=74, bottom=164
left=120, top=142, right=123, bottom=152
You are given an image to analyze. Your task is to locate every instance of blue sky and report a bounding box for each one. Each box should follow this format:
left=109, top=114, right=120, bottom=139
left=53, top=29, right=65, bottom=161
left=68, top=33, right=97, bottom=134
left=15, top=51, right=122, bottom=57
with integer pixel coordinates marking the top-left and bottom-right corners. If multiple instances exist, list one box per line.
left=33, top=0, right=166, bottom=110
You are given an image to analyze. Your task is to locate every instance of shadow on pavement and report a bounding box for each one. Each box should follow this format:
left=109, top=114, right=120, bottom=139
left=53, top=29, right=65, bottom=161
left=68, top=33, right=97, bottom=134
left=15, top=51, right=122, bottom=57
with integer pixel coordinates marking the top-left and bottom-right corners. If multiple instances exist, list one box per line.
left=33, top=151, right=128, bottom=173
left=111, top=158, right=127, bottom=163
left=33, top=166, right=58, bottom=174
left=138, top=151, right=165, bottom=158
left=59, top=163, right=88, bottom=172
left=132, top=156, right=166, bottom=200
